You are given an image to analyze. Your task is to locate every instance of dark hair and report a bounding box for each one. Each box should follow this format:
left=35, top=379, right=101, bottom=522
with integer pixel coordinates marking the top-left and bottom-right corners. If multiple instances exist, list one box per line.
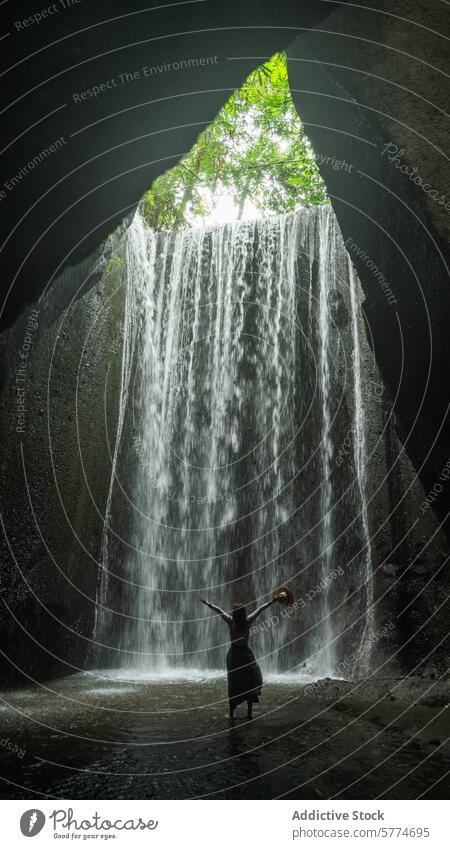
left=231, top=603, right=247, bottom=629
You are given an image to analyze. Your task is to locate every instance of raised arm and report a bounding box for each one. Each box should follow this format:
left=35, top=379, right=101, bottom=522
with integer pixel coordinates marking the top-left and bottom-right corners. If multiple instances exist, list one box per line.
left=247, top=598, right=275, bottom=624
left=199, top=596, right=232, bottom=624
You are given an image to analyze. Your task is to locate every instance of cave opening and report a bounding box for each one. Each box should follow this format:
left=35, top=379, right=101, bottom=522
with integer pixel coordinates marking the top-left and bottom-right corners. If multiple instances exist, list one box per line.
left=138, top=52, right=330, bottom=231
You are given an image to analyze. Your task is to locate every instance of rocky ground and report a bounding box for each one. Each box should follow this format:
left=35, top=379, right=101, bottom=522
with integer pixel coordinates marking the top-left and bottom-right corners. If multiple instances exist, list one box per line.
left=0, top=673, right=448, bottom=799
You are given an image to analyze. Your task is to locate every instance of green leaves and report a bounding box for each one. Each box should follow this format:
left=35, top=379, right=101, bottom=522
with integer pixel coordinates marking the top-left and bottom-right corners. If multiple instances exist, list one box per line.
left=140, top=52, right=329, bottom=230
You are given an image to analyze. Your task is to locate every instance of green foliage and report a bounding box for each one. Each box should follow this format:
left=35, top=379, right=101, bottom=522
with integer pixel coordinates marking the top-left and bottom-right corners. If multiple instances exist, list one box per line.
left=140, top=53, right=329, bottom=230
left=103, top=252, right=125, bottom=281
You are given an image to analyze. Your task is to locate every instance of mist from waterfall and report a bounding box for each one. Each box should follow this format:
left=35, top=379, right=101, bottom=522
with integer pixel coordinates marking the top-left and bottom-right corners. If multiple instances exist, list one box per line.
left=95, top=206, right=374, bottom=680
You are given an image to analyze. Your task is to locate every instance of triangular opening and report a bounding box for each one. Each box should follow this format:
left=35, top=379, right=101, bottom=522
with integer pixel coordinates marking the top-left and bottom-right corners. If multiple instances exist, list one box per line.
left=139, top=52, right=329, bottom=230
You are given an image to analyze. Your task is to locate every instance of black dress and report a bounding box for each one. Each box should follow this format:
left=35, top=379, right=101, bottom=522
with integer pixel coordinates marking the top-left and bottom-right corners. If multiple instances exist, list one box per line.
left=209, top=601, right=273, bottom=710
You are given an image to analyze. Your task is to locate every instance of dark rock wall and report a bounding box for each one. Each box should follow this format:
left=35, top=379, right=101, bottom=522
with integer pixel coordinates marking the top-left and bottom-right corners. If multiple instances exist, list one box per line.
left=287, top=0, right=450, bottom=538
left=285, top=2, right=450, bottom=667
left=0, top=245, right=126, bottom=685
left=321, top=242, right=449, bottom=676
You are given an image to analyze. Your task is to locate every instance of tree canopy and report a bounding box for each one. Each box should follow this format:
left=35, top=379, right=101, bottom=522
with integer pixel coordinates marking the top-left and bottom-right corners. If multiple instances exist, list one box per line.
left=140, top=52, right=329, bottom=230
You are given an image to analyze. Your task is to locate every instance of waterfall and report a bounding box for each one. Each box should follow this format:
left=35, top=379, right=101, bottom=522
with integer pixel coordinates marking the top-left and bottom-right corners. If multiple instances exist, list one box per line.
left=315, top=207, right=338, bottom=676
left=96, top=206, right=375, bottom=678
left=348, top=256, right=375, bottom=673
left=93, top=221, right=157, bottom=641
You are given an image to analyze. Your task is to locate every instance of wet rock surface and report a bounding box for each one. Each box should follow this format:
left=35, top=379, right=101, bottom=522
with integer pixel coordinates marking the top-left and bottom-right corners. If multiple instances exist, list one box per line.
left=0, top=675, right=448, bottom=800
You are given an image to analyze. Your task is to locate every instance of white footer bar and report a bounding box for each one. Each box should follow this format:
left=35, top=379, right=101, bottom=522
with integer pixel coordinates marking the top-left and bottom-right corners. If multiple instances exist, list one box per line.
left=0, top=800, right=445, bottom=848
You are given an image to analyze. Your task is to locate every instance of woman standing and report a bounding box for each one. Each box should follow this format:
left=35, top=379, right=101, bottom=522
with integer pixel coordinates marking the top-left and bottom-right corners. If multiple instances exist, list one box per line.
left=199, top=594, right=281, bottom=721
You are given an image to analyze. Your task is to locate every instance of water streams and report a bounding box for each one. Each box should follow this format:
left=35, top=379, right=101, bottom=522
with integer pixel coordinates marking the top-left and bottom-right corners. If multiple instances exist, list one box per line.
left=95, top=206, right=374, bottom=679
left=348, top=255, right=375, bottom=671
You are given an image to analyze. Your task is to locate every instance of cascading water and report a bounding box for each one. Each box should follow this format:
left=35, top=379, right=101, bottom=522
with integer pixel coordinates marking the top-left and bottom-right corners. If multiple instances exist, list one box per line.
left=95, top=205, right=375, bottom=679
left=316, top=209, right=338, bottom=676
left=94, top=219, right=157, bottom=643
left=348, top=256, right=375, bottom=672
